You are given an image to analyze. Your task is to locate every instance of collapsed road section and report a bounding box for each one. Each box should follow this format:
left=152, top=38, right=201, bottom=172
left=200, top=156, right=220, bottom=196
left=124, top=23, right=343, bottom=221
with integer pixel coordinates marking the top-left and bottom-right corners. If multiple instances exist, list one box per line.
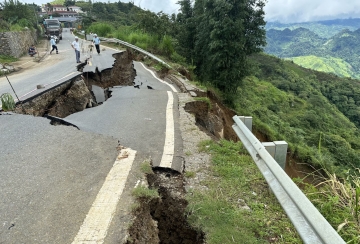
left=15, top=50, right=136, bottom=118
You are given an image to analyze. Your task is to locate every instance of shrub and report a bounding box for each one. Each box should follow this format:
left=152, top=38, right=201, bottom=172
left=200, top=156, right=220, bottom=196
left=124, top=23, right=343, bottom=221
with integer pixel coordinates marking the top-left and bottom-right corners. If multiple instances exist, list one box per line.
left=0, top=93, right=15, bottom=111
left=170, top=52, right=186, bottom=64
left=87, top=22, right=113, bottom=37
left=159, top=35, right=174, bottom=56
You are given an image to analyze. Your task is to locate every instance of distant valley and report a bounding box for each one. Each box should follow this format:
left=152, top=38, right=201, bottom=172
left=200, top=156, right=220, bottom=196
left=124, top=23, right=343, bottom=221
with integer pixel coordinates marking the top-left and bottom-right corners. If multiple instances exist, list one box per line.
left=265, top=18, right=360, bottom=78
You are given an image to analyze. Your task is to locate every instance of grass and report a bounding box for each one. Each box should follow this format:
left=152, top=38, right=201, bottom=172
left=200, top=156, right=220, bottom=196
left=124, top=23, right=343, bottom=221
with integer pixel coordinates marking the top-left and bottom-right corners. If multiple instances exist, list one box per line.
left=140, top=160, right=153, bottom=174
left=184, top=171, right=196, bottom=178
left=132, top=186, right=159, bottom=200
left=185, top=151, right=192, bottom=156
left=288, top=55, right=359, bottom=79
left=0, top=55, right=18, bottom=63
left=194, top=97, right=212, bottom=110
left=187, top=139, right=301, bottom=243
left=298, top=169, right=360, bottom=243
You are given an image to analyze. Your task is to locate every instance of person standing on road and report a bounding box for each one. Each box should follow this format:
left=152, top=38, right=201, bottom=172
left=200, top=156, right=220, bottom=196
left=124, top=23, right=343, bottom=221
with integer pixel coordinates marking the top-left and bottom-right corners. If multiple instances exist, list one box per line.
left=71, top=36, right=81, bottom=63
left=93, top=34, right=101, bottom=55
left=49, top=36, right=58, bottom=54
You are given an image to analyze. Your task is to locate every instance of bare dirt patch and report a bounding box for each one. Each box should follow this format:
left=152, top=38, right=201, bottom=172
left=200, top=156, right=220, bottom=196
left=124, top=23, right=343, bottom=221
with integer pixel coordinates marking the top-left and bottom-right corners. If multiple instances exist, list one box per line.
left=126, top=169, right=205, bottom=244
left=15, top=50, right=136, bottom=118
left=184, top=91, right=238, bottom=141
left=82, top=49, right=136, bottom=88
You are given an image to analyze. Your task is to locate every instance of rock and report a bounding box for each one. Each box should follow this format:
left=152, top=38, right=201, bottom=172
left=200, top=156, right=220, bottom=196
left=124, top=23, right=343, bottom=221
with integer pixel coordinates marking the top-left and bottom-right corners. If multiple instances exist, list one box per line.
left=189, top=91, right=197, bottom=97
left=4, top=65, right=14, bottom=71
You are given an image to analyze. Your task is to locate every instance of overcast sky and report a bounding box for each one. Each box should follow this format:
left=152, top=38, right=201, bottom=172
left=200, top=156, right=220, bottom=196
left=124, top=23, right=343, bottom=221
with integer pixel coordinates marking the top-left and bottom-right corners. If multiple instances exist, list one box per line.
left=21, top=0, right=360, bottom=23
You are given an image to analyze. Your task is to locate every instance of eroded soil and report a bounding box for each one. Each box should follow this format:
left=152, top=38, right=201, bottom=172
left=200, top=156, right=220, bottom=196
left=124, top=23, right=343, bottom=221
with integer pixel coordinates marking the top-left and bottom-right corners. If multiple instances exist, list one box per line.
left=15, top=50, right=136, bottom=118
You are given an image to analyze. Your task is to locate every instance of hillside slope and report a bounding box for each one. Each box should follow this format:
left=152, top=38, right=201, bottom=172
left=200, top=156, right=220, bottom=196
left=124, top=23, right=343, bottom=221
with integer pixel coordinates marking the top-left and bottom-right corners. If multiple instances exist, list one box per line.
left=235, top=53, right=360, bottom=176
left=265, top=27, right=360, bottom=78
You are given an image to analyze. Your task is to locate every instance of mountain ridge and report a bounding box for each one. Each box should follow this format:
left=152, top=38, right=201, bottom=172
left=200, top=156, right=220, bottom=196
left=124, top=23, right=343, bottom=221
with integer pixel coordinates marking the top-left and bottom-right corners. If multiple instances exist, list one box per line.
left=265, top=24, right=360, bottom=78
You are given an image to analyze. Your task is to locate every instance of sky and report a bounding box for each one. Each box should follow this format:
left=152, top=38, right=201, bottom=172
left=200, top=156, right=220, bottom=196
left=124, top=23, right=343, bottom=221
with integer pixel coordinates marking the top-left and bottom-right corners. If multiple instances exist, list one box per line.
left=20, top=0, right=360, bottom=23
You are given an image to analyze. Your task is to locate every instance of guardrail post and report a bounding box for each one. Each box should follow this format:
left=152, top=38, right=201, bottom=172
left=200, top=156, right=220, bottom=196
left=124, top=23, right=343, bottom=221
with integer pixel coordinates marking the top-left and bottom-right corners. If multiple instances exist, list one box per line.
left=262, top=141, right=288, bottom=170
left=262, top=142, right=275, bottom=157
left=232, top=115, right=346, bottom=243
left=238, top=116, right=252, bottom=132
left=274, top=141, right=288, bottom=169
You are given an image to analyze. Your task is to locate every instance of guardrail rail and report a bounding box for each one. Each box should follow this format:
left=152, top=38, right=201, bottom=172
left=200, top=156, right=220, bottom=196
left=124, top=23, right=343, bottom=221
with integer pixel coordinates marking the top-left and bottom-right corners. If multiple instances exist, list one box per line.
left=232, top=115, right=345, bottom=244
left=99, top=37, right=172, bottom=69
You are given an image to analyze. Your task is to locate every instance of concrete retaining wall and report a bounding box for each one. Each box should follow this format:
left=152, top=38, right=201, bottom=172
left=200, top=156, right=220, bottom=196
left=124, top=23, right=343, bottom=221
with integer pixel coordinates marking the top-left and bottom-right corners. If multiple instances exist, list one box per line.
left=0, top=30, right=37, bottom=58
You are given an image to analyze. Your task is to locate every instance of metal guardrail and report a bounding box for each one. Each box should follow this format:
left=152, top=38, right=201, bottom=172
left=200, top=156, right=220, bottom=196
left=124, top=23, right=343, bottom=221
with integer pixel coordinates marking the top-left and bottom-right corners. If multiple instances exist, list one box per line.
left=232, top=115, right=345, bottom=244
left=99, top=37, right=172, bottom=69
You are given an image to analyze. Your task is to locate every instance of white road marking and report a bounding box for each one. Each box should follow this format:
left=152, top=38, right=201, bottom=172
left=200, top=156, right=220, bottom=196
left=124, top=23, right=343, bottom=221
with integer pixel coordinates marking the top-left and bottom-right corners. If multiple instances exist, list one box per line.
left=17, top=72, right=77, bottom=100
left=139, top=62, right=178, bottom=92
left=44, top=72, right=77, bottom=86
left=159, top=91, right=175, bottom=168
left=72, top=148, right=136, bottom=244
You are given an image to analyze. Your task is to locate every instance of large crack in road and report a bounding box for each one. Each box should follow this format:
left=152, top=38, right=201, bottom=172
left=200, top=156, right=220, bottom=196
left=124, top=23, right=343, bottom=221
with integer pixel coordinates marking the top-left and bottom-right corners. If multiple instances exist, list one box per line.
left=2, top=46, right=243, bottom=242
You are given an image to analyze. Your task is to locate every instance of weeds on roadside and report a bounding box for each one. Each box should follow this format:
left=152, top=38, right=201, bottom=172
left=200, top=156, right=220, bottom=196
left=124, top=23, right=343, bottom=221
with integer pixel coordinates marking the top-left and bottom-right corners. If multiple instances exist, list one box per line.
left=291, top=135, right=360, bottom=242
left=0, top=93, right=15, bottom=111
left=299, top=168, right=360, bottom=243
left=140, top=160, right=153, bottom=175
left=0, top=55, right=17, bottom=63
left=187, top=139, right=301, bottom=244
left=132, top=186, right=159, bottom=201
left=184, top=171, right=196, bottom=178
left=194, top=97, right=212, bottom=110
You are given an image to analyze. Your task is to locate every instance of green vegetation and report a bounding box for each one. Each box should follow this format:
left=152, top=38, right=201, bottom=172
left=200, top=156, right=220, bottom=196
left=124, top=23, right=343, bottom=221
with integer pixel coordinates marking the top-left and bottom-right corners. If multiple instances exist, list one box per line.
left=184, top=171, right=196, bottom=178
left=140, top=160, right=153, bottom=175
left=44, top=1, right=360, bottom=241
left=0, top=55, right=18, bottom=63
left=187, top=140, right=301, bottom=243
left=194, top=97, right=212, bottom=109
left=132, top=186, right=159, bottom=200
left=288, top=55, right=359, bottom=79
left=0, top=93, right=15, bottom=111
left=0, top=0, right=39, bottom=32
left=265, top=27, right=360, bottom=78
left=78, top=0, right=266, bottom=93
left=87, top=22, right=113, bottom=37
left=242, top=53, right=360, bottom=176
left=300, top=171, right=360, bottom=243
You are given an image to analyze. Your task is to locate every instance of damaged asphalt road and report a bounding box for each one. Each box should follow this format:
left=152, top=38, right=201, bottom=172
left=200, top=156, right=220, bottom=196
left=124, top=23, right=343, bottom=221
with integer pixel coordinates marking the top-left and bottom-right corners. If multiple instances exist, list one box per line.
left=0, top=114, right=119, bottom=243
left=0, top=31, right=184, bottom=243
left=64, top=61, right=183, bottom=172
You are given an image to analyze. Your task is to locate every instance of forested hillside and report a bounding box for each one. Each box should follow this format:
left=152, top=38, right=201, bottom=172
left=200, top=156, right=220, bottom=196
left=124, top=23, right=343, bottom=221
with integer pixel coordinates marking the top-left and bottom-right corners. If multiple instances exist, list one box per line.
left=266, top=27, right=360, bottom=78
left=246, top=54, right=360, bottom=175
left=266, top=18, right=360, bottom=38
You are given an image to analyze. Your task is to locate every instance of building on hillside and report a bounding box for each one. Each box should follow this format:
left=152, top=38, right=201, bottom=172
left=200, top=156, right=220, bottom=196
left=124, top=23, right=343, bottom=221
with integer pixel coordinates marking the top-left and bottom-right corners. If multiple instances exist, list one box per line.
left=39, top=4, right=81, bottom=27
left=40, top=4, right=82, bottom=15
left=68, top=6, right=82, bottom=13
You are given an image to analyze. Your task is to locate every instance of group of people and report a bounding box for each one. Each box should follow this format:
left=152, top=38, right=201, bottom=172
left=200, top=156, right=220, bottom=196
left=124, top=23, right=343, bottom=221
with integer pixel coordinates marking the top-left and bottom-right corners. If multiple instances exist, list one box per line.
left=70, top=33, right=101, bottom=63
left=29, top=33, right=101, bottom=64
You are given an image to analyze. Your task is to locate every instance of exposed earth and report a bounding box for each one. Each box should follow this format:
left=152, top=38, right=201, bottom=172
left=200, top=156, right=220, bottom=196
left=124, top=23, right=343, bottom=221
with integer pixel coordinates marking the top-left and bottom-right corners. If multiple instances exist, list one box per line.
left=4, top=39, right=240, bottom=243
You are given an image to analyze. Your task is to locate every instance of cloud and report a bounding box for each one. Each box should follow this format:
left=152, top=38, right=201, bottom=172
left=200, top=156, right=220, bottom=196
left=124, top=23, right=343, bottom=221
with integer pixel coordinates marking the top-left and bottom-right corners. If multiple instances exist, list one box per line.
left=265, top=0, right=360, bottom=23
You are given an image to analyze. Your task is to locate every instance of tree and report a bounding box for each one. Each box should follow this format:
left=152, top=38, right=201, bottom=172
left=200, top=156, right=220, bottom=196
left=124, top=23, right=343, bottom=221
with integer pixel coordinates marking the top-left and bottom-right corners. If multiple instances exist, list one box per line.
left=176, top=0, right=196, bottom=61
left=190, top=0, right=266, bottom=93
left=64, top=0, right=75, bottom=6
left=0, top=0, right=37, bottom=28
